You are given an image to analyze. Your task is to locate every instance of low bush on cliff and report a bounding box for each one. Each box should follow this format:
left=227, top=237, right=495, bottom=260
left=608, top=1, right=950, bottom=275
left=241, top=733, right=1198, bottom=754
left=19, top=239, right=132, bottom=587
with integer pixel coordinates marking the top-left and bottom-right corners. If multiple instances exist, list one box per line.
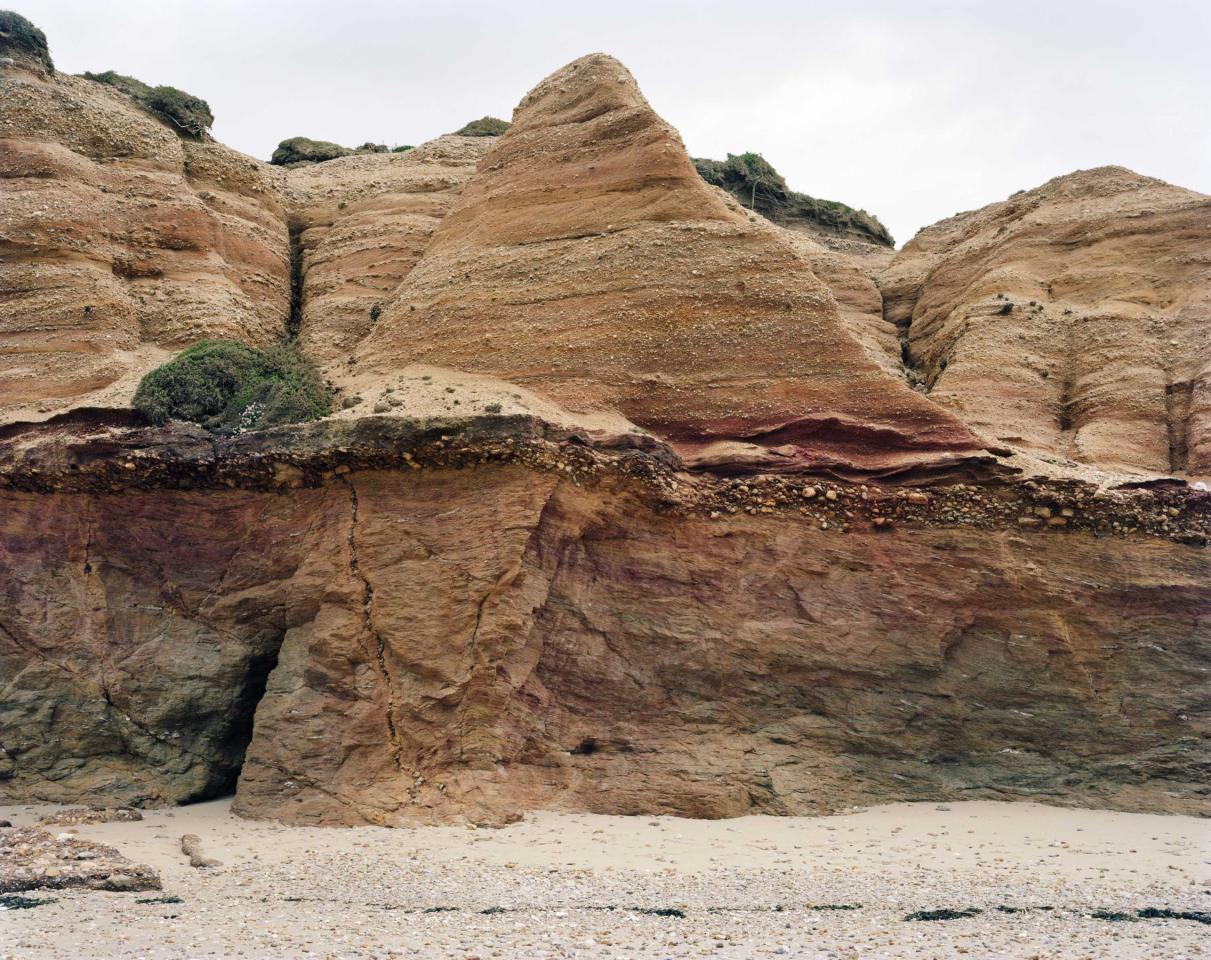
left=133, top=340, right=331, bottom=434
left=83, top=70, right=213, bottom=138
left=693, top=151, right=894, bottom=247
left=270, top=136, right=351, bottom=166
left=0, top=10, right=53, bottom=73
left=454, top=116, right=510, bottom=137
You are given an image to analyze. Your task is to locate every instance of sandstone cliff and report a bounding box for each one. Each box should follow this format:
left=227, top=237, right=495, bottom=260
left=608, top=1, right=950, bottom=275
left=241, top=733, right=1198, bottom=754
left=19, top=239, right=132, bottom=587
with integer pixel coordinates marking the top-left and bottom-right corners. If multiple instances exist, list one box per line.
left=0, top=416, right=1206, bottom=822
left=278, top=136, right=492, bottom=363
left=0, top=57, right=290, bottom=422
left=0, top=21, right=1208, bottom=827
left=356, top=55, right=983, bottom=477
left=881, top=167, right=1211, bottom=476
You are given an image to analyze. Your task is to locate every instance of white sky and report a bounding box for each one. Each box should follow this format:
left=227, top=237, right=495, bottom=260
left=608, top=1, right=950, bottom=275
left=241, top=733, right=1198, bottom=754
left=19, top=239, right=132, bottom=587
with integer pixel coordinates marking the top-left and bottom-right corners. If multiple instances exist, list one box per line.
left=27, top=0, right=1211, bottom=245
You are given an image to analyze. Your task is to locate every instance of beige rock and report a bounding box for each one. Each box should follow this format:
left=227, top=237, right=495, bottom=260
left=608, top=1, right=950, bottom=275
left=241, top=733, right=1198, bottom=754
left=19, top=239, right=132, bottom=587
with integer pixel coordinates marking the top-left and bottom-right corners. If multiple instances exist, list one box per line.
left=356, top=54, right=983, bottom=477
left=279, top=136, right=492, bottom=363
left=881, top=166, right=1211, bottom=476
left=0, top=63, right=290, bottom=422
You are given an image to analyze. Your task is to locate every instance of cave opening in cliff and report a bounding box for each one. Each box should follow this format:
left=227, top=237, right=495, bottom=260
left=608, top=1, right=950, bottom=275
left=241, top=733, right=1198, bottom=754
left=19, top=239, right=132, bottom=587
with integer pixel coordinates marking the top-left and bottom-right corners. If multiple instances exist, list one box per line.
left=201, top=642, right=281, bottom=802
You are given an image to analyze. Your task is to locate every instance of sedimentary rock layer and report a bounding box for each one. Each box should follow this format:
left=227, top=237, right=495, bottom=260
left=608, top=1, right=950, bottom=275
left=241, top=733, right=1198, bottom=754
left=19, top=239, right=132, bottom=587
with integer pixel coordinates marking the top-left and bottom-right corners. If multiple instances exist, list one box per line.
left=0, top=63, right=290, bottom=422
left=279, top=136, right=492, bottom=363
left=1, top=417, right=1206, bottom=823
left=358, top=54, right=983, bottom=476
left=882, top=167, right=1211, bottom=476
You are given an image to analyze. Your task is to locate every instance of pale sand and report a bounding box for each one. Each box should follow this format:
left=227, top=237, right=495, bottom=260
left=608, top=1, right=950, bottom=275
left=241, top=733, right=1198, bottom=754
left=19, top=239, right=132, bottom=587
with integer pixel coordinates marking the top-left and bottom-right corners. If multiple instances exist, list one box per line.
left=2, top=799, right=1207, bottom=958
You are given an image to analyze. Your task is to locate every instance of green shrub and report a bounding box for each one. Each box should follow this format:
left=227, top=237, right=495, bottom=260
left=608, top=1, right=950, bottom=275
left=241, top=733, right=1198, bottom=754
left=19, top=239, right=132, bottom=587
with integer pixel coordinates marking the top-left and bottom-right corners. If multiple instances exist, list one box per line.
left=454, top=116, right=510, bottom=137
left=0, top=10, right=53, bottom=73
left=133, top=340, right=331, bottom=434
left=391, top=145, right=414, bottom=153
left=83, top=70, right=213, bottom=138
left=83, top=70, right=151, bottom=99
left=270, top=136, right=351, bottom=166
left=693, top=151, right=894, bottom=247
left=142, top=85, right=213, bottom=137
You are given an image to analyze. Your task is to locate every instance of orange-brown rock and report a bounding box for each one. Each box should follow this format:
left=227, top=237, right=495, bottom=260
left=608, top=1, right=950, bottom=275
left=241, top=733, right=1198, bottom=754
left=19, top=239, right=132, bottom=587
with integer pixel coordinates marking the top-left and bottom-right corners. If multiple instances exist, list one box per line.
left=279, top=136, right=492, bottom=363
left=356, top=55, right=983, bottom=477
left=0, top=62, right=289, bottom=422
left=881, top=167, right=1211, bottom=477
left=0, top=416, right=1206, bottom=823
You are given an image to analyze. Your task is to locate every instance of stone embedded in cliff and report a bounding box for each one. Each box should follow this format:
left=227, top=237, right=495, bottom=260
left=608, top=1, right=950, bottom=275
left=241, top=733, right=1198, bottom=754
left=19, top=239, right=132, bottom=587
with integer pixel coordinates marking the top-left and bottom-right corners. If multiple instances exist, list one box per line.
left=281, top=135, right=494, bottom=362
left=0, top=50, right=290, bottom=423
left=356, top=54, right=982, bottom=476
left=881, top=166, right=1211, bottom=476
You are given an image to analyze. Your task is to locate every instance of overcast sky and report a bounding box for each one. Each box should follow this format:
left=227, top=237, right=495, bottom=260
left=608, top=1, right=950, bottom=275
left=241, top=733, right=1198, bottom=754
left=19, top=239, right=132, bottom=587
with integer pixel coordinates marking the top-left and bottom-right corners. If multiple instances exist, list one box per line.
left=29, top=0, right=1211, bottom=245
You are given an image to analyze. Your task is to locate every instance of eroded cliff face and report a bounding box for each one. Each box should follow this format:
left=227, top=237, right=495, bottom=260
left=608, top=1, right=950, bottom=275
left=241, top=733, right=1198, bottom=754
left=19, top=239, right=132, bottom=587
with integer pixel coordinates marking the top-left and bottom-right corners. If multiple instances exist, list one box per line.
left=277, top=136, right=492, bottom=363
left=0, top=34, right=1208, bottom=826
left=0, top=418, right=1207, bottom=822
left=0, top=62, right=291, bottom=422
left=356, top=54, right=983, bottom=477
left=881, top=167, right=1211, bottom=476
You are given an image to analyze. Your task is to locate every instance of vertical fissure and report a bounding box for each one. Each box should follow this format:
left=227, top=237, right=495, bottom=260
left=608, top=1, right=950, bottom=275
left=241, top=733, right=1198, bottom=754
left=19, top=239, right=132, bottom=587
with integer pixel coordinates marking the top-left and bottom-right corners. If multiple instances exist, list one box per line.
left=1164, top=377, right=1193, bottom=473
left=343, top=477, right=404, bottom=770
left=1057, top=317, right=1078, bottom=455
left=286, top=219, right=305, bottom=339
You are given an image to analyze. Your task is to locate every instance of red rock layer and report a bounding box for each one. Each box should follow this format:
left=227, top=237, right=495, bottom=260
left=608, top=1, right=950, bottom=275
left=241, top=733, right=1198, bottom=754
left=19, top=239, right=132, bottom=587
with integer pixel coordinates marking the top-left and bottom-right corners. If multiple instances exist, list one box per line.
left=0, top=439, right=1205, bottom=821
left=356, top=54, right=982, bottom=476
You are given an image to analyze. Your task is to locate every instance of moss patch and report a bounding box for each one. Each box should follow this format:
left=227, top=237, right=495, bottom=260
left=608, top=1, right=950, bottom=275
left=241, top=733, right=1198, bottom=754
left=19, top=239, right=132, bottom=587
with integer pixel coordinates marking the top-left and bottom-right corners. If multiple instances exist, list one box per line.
left=133, top=340, right=331, bottom=435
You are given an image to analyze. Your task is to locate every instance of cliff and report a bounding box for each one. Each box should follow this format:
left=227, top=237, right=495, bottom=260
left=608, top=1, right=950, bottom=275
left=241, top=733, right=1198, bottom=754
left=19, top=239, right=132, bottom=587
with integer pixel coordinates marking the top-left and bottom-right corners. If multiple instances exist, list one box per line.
left=0, top=17, right=1207, bottom=825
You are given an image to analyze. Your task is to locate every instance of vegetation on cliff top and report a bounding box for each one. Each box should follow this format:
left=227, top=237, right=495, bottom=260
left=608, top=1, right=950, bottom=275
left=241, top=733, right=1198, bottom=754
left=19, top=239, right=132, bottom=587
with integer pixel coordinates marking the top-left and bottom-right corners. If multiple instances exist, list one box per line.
left=0, top=10, right=53, bottom=72
left=694, top=152, right=894, bottom=247
left=133, top=341, right=331, bottom=435
left=83, top=70, right=214, bottom=138
left=270, top=138, right=396, bottom=166
left=455, top=116, right=510, bottom=137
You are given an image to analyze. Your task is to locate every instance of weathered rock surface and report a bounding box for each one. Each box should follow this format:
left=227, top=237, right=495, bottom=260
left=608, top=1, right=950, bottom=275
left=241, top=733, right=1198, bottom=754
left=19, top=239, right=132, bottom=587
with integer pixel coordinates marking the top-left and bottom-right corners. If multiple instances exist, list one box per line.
left=0, top=60, right=290, bottom=422
left=0, top=825, right=160, bottom=893
left=0, top=29, right=1207, bottom=831
left=0, top=416, right=1206, bottom=824
left=882, top=167, right=1211, bottom=476
left=279, top=136, right=493, bottom=363
left=357, top=54, right=984, bottom=477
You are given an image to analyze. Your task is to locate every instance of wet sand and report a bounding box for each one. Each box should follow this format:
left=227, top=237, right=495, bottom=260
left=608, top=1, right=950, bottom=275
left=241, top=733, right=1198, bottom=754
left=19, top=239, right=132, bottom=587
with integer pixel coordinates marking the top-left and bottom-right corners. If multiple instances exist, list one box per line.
left=2, top=799, right=1207, bottom=958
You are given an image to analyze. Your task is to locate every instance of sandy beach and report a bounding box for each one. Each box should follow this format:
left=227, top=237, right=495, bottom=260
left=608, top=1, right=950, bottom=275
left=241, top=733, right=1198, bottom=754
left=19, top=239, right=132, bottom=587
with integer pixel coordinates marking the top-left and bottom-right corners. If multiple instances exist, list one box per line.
left=2, top=799, right=1207, bottom=959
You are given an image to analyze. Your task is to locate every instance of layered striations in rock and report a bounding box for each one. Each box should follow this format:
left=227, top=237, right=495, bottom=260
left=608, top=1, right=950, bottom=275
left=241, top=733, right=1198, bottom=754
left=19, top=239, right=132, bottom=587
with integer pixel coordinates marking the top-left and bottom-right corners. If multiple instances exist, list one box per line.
left=279, top=136, right=493, bottom=362
left=0, top=417, right=1206, bottom=824
left=882, top=167, right=1211, bottom=476
left=0, top=28, right=1208, bottom=829
left=356, top=55, right=983, bottom=477
left=0, top=60, right=291, bottom=422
